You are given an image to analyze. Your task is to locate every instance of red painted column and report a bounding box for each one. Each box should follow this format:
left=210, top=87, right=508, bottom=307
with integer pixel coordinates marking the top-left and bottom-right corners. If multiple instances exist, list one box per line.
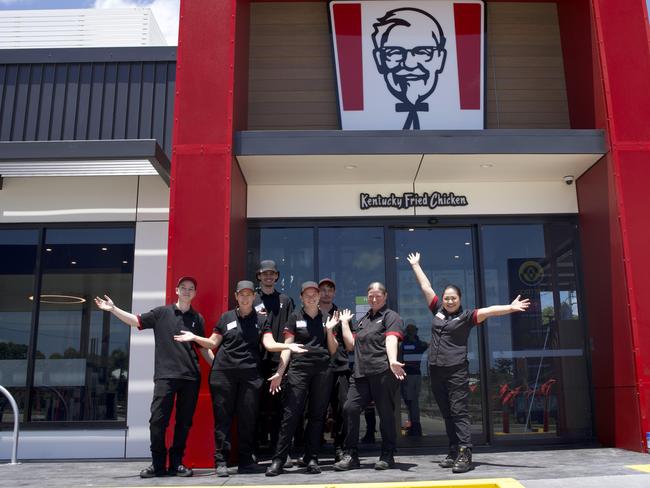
left=579, top=0, right=650, bottom=452
left=166, top=0, right=249, bottom=467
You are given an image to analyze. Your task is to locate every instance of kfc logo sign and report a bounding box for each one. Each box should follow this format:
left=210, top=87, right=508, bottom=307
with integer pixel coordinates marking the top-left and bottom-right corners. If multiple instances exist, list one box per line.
left=329, top=1, right=484, bottom=130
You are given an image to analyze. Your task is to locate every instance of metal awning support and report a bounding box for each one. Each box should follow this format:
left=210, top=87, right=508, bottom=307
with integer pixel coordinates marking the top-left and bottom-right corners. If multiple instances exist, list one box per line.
left=0, top=384, right=19, bottom=465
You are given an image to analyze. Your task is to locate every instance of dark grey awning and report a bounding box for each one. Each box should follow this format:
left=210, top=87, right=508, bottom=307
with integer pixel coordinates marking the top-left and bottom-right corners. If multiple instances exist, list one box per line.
left=0, top=139, right=171, bottom=185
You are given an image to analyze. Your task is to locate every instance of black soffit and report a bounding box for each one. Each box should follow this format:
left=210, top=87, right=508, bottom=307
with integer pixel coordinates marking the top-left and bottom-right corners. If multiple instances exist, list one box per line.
left=0, top=139, right=171, bottom=186
left=234, top=129, right=607, bottom=156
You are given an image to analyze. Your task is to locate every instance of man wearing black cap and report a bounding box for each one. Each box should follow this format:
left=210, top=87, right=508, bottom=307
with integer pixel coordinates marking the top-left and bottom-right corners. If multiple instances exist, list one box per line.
left=94, top=276, right=208, bottom=478
left=318, top=278, right=349, bottom=461
left=254, top=260, right=295, bottom=452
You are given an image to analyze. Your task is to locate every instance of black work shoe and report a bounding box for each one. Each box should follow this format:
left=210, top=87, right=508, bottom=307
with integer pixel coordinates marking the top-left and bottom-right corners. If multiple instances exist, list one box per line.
left=305, top=458, right=321, bottom=474
left=265, top=458, right=284, bottom=477
left=452, top=447, right=473, bottom=473
left=296, top=456, right=308, bottom=468
left=238, top=463, right=263, bottom=474
left=334, top=447, right=344, bottom=463
left=439, top=448, right=459, bottom=468
left=374, top=452, right=395, bottom=470
left=216, top=463, right=229, bottom=477
left=333, top=451, right=360, bottom=471
left=139, top=465, right=166, bottom=478
left=283, top=458, right=294, bottom=468
left=169, top=464, right=193, bottom=477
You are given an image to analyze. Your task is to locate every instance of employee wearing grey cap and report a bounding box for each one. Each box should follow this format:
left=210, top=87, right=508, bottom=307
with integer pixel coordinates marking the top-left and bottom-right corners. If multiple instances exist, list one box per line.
left=174, top=280, right=306, bottom=477
left=253, top=260, right=295, bottom=452
left=95, top=276, right=207, bottom=478
left=265, top=281, right=340, bottom=476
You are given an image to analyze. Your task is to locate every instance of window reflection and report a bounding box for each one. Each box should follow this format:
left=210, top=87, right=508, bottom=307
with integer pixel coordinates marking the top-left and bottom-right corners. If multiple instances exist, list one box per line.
left=0, top=229, right=39, bottom=423
left=29, top=227, right=134, bottom=423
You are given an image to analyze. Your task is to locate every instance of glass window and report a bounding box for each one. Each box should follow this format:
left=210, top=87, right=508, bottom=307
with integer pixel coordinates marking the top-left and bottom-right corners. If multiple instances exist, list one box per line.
left=29, top=227, right=134, bottom=423
left=248, top=228, right=314, bottom=305
left=480, top=223, right=591, bottom=440
left=318, top=227, right=385, bottom=312
left=0, top=229, right=39, bottom=423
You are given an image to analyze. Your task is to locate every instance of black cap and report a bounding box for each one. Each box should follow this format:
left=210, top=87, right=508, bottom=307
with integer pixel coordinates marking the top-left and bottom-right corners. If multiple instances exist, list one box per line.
left=176, top=276, right=197, bottom=289
left=236, top=280, right=255, bottom=293
left=318, top=277, right=336, bottom=289
left=301, top=281, right=320, bottom=294
left=257, top=260, right=279, bottom=274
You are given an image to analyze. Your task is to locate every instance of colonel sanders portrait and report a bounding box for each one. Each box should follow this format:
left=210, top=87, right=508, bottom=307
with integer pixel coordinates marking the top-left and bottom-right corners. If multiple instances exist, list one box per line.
left=372, top=8, right=447, bottom=129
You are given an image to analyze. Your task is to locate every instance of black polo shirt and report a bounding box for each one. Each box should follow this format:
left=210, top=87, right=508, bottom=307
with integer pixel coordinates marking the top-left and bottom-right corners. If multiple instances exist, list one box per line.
left=352, top=305, right=404, bottom=378
left=427, top=296, right=478, bottom=367
left=279, top=308, right=330, bottom=367
left=138, top=304, right=205, bottom=381
left=254, top=289, right=294, bottom=363
left=323, top=304, right=350, bottom=373
left=212, top=308, right=267, bottom=370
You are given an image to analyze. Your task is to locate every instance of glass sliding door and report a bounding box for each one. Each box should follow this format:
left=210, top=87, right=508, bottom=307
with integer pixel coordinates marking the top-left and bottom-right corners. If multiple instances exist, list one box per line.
left=393, top=227, right=484, bottom=445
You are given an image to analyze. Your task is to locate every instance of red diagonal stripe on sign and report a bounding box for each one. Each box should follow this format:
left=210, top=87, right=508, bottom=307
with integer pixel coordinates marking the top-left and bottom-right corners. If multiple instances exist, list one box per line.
left=454, top=3, right=482, bottom=109
left=333, top=3, right=364, bottom=111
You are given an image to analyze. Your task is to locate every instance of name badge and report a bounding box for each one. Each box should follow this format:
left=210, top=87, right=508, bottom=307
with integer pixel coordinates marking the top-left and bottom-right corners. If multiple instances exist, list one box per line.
left=296, top=320, right=307, bottom=328
left=226, top=321, right=237, bottom=331
left=436, top=312, right=445, bottom=320
left=255, top=303, right=265, bottom=312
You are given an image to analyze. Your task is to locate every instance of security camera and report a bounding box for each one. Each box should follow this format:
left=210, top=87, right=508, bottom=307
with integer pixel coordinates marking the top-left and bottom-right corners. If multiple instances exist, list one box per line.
left=563, top=175, right=574, bottom=186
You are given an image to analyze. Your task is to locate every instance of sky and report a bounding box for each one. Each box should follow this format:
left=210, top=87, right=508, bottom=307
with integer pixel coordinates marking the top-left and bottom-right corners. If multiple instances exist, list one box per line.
left=0, top=0, right=180, bottom=44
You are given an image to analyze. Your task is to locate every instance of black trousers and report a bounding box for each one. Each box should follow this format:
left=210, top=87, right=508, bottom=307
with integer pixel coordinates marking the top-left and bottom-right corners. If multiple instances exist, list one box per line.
left=209, top=368, right=263, bottom=467
left=149, top=378, right=200, bottom=470
left=329, top=369, right=351, bottom=450
left=274, top=362, right=332, bottom=462
left=429, top=363, right=472, bottom=448
left=343, top=370, right=399, bottom=452
left=257, top=360, right=283, bottom=452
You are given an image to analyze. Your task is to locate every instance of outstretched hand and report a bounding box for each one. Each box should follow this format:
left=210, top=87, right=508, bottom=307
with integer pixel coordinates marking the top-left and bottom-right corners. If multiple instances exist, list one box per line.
left=267, top=372, right=283, bottom=395
left=510, top=295, right=531, bottom=312
left=407, top=252, right=420, bottom=266
left=174, top=330, right=196, bottom=343
left=390, top=360, right=407, bottom=380
left=94, top=295, right=114, bottom=311
left=339, top=308, right=354, bottom=323
left=325, top=310, right=340, bottom=331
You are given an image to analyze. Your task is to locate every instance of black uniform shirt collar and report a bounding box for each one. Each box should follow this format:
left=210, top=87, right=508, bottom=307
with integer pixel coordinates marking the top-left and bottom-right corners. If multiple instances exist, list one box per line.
left=300, top=307, right=323, bottom=321
left=259, top=288, right=280, bottom=297
left=172, top=304, right=195, bottom=316
left=236, top=308, right=256, bottom=320
left=368, top=304, right=388, bottom=320
left=441, top=305, right=464, bottom=319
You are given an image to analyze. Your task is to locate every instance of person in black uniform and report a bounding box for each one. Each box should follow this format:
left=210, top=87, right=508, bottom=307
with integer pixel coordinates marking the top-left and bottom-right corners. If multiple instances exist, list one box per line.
left=401, top=323, right=428, bottom=436
left=265, top=281, right=340, bottom=476
left=94, top=276, right=208, bottom=478
left=407, top=252, right=530, bottom=473
left=333, top=282, right=406, bottom=472
left=173, top=280, right=307, bottom=477
left=317, top=278, right=349, bottom=462
left=254, top=260, right=295, bottom=453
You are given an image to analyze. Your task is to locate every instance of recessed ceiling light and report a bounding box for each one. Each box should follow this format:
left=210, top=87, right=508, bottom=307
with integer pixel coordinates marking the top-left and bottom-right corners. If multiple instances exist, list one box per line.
left=345, top=164, right=358, bottom=170
left=465, top=242, right=471, bottom=246
left=45, top=248, right=52, bottom=252
left=122, top=260, right=128, bottom=264
left=71, top=261, right=77, bottom=265
left=480, top=163, right=493, bottom=168
left=454, top=255, right=460, bottom=259
left=101, top=247, right=108, bottom=251
left=395, top=256, right=400, bottom=260
left=408, top=228, right=414, bottom=232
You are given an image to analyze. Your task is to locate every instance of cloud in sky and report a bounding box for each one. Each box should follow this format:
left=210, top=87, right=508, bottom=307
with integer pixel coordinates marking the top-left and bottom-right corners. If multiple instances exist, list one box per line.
left=94, top=0, right=180, bottom=45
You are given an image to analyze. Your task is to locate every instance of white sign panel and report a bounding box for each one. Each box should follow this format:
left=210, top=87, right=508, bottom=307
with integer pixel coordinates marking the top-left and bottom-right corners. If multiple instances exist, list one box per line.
left=329, top=0, right=484, bottom=130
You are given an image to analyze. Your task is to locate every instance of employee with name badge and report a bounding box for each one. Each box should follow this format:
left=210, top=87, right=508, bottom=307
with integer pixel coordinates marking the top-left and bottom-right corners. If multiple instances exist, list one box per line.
left=334, top=282, right=406, bottom=472
left=173, top=280, right=306, bottom=477
left=265, top=281, right=340, bottom=476
left=407, top=252, right=530, bottom=473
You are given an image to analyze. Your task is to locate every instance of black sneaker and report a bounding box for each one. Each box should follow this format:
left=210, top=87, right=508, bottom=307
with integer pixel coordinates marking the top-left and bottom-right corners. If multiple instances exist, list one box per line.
left=216, top=463, right=229, bottom=477
left=452, top=447, right=473, bottom=473
left=265, top=458, right=284, bottom=477
left=169, top=464, right=193, bottom=477
left=333, top=451, right=360, bottom=471
left=334, top=447, right=344, bottom=462
left=283, top=458, right=294, bottom=468
left=374, top=451, right=395, bottom=470
left=296, top=455, right=308, bottom=468
left=139, top=465, right=166, bottom=478
left=439, top=448, right=458, bottom=468
left=305, top=458, right=321, bottom=474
